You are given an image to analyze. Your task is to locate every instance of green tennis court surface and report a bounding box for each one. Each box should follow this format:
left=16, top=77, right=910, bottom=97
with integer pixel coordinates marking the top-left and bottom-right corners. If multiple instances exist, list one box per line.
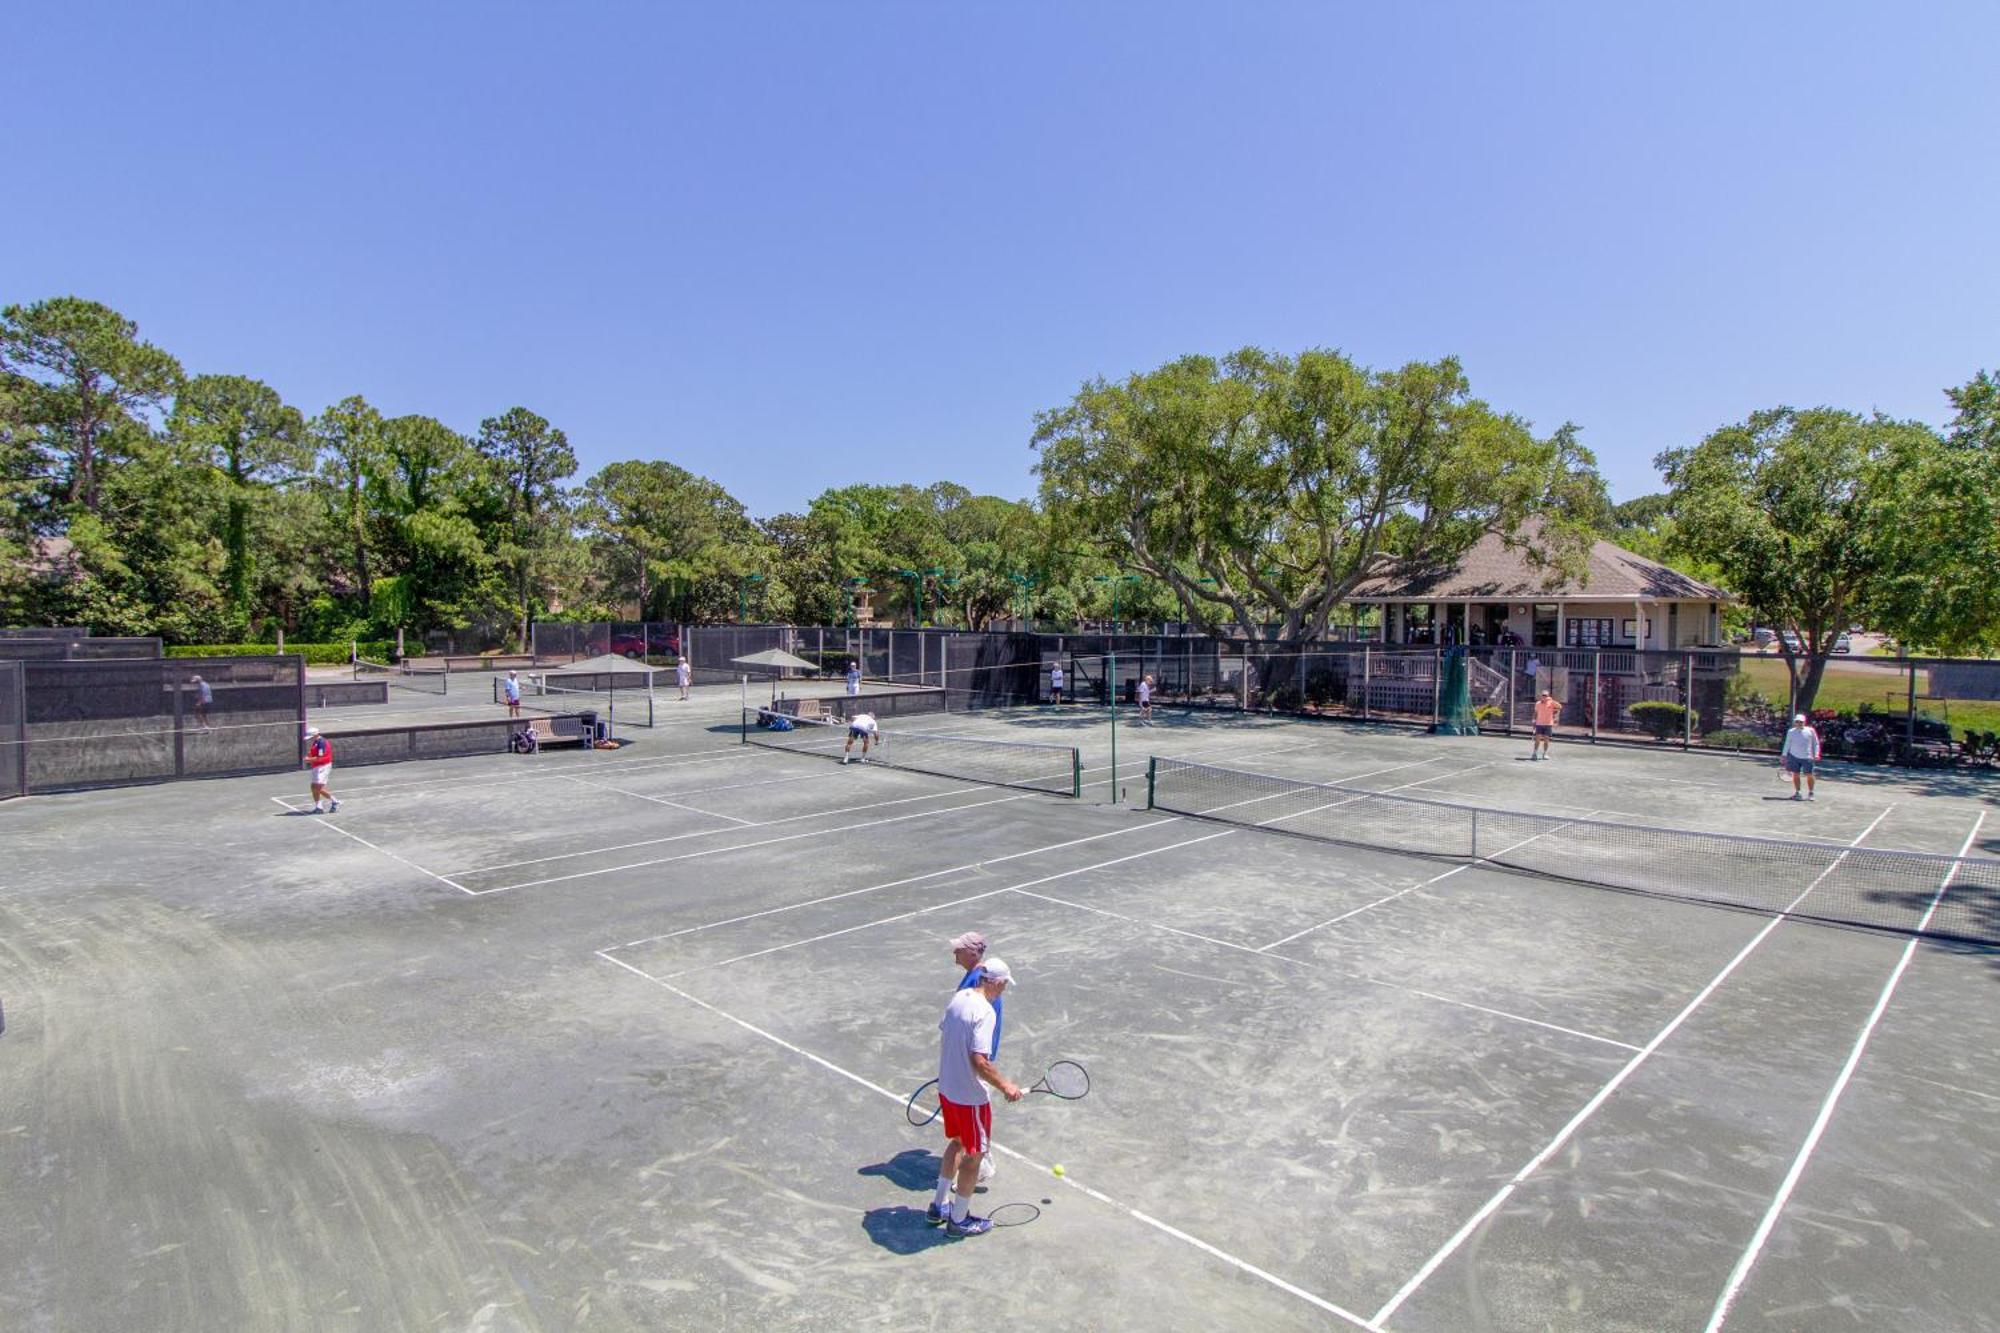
left=4, top=708, right=1997, bottom=1331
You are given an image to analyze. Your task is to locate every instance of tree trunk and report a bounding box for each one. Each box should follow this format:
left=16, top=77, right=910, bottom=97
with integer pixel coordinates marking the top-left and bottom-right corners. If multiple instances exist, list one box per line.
left=349, top=472, right=371, bottom=606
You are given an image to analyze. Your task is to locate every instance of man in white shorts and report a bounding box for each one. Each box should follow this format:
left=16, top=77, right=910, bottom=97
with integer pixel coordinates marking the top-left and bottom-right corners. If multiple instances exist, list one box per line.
left=304, top=726, right=339, bottom=813
left=845, top=660, right=862, bottom=696
left=1136, top=673, right=1153, bottom=723
left=927, top=959, right=1022, bottom=1238
left=842, top=711, right=878, bottom=763
left=1781, top=712, right=1822, bottom=800
left=1048, top=661, right=1064, bottom=705
left=675, top=656, right=692, bottom=701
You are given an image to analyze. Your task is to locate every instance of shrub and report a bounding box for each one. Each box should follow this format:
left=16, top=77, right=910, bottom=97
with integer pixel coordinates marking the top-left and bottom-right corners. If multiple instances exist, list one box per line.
left=1703, top=728, right=1774, bottom=752
left=1473, top=704, right=1504, bottom=728
left=1304, top=667, right=1339, bottom=708
left=1628, top=700, right=1688, bottom=741
left=1267, top=682, right=1304, bottom=712
left=165, top=640, right=397, bottom=666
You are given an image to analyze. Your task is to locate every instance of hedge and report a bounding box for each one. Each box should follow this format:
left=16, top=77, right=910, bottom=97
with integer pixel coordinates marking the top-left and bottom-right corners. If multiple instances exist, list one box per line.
left=165, top=641, right=397, bottom=666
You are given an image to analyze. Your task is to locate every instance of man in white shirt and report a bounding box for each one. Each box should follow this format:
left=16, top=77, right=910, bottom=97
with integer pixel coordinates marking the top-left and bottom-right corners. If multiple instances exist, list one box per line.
left=675, top=657, right=692, bottom=701
left=1136, top=673, right=1153, bottom=723
left=1782, top=712, right=1822, bottom=801
left=1048, top=662, right=1064, bottom=705
left=841, top=711, right=878, bottom=763
left=927, top=959, right=1022, bottom=1238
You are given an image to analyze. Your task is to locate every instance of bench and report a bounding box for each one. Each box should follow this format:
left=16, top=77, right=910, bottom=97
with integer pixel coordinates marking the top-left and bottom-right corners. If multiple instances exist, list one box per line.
left=523, top=715, right=591, bottom=749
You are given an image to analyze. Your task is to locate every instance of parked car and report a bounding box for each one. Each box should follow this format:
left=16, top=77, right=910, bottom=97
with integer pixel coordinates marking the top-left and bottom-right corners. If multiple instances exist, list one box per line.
left=1779, top=630, right=1803, bottom=653
left=1833, top=632, right=1853, bottom=654
left=589, top=630, right=681, bottom=659
left=1748, top=627, right=1777, bottom=648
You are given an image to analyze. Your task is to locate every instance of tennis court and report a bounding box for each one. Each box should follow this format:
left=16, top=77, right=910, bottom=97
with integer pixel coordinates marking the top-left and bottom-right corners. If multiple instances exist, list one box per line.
left=3, top=705, right=1997, bottom=1331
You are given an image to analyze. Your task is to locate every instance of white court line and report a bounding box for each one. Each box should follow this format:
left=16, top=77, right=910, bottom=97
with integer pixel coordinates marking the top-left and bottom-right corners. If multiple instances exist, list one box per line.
left=266, top=795, right=473, bottom=895
left=1703, top=811, right=1986, bottom=1333
left=660, top=829, right=1236, bottom=979
left=1369, top=802, right=1898, bottom=1327
left=594, top=951, right=1376, bottom=1330
left=467, top=792, right=1035, bottom=895
left=1254, top=809, right=1605, bottom=952
left=1254, top=763, right=1496, bottom=831
left=302, top=744, right=755, bottom=800
left=610, top=819, right=1178, bottom=951
left=1008, top=886, right=1640, bottom=1053
left=559, top=772, right=757, bottom=825
left=450, top=786, right=995, bottom=876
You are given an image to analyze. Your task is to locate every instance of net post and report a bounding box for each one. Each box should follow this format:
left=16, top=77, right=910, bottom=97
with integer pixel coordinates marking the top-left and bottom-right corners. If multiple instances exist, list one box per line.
left=1362, top=646, right=1370, bottom=720
left=172, top=671, right=186, bottom=778
left=1470, top=806, right=1478, bottom=860
left=740, top=706, right=749, bottom=745
left=1144, top=756, right=1156, bottom=808
left=1073, top=747, right=1082, bottom=799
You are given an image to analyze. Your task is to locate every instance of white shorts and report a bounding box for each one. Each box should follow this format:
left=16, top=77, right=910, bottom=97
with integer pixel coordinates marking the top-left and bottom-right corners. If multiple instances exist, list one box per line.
left=311, top=764, right=332, bottom=785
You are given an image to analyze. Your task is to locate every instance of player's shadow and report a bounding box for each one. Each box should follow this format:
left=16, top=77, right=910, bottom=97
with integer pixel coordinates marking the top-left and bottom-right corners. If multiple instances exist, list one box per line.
left=860, top=1205, right=956, bottom=1254
left=856, top=1148, right=938, bottom=1191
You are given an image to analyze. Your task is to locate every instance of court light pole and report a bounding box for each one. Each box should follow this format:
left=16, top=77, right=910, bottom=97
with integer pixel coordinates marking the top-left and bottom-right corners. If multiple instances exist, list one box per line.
left=737, top=572, right=764, bottom=624
left=893, top=567, right=923, bottom=627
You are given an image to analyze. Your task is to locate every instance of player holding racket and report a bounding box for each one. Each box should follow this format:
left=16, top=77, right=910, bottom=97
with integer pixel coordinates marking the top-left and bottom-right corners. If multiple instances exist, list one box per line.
left=928, top=959, right=1021, bottom=1237
left=951, top=931, right=1004, bottom=1183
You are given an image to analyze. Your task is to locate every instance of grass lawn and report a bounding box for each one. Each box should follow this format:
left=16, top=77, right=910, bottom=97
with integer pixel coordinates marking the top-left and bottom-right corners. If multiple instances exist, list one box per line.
left=1737, top=658, right=2000, bottom=735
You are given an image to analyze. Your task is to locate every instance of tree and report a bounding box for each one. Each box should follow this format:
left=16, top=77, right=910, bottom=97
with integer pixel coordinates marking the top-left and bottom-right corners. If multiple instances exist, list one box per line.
left=168, top=374, right=309, bottom=629
left=1946, top=369, right=1999, bottom=451
left=476, top=406, right=577, bottom=649
left=311, top=396, right=386, bottom=608
left=1032, top=348, right=1603, bottom=643
left=579, top=460, right=765, bottom=622
left=375, top=414, right=502, bottom=634
left=0, top=298, right=182, bottom=513
left=1658, top=407, right=1991, bottom=710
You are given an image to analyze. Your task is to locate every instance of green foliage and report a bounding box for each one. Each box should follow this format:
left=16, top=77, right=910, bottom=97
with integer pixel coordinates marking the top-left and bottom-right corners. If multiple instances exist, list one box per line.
left=1657, top=407, right=1995, bottom=710
left=1627, top=700, right=1688, bottom=740
left=1032, top=347, right=1606, bottom=642
left=1473, top=704, right=1504, bottom=727
left=1703, top=728, right=1774, bottom=751
left=165, top=641, right=395, bottom=665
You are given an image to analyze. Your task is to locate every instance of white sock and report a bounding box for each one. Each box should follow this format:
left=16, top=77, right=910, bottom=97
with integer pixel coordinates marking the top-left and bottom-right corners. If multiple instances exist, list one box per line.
left=950, top=1192, right=972, bottom=1224
left=932, top=1177, right=953, bottom=1209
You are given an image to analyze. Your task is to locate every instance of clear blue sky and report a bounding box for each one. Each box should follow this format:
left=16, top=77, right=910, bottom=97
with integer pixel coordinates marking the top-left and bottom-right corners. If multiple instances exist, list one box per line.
left=10, top=2, right=1995, bottom=516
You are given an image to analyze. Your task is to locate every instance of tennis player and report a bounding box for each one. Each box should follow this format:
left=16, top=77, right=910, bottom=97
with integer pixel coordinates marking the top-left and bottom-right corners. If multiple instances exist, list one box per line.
left=1049, top=661, right=1064, bottom=705
left=1136, top=673, right=1153, bottom=724
left=927, top=959, right=1022, bottom=1238
left=951, top=930, right=1004, bottom=1183
left=304, top=726, right=339, bottom=813
left=1782, top=712, right=1822, bottom=800
left=676, top=656, right=692, bottom=701
left=845, top=660, right=861, bottom=696
left=187, top=674, right=213, bottom=730
left=1531, top=689, right=1560, bottom=760
left=503, top=670, right=522, bottom=717
left=842, top=711, right=879, bottom=762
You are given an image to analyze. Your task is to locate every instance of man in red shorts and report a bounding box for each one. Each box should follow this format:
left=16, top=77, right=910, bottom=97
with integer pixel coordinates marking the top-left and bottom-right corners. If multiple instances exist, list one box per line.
left=927, top=959, right=1021, bottom=1237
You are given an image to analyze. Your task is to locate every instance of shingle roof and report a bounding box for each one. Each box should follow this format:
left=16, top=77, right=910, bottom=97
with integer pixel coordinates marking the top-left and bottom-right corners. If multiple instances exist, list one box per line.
left=1346, top=527, right=1730, bottom=602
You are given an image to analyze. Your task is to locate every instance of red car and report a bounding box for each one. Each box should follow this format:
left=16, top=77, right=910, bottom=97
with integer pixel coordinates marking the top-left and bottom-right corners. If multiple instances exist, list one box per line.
left=589, top=631, right=680, bottom=659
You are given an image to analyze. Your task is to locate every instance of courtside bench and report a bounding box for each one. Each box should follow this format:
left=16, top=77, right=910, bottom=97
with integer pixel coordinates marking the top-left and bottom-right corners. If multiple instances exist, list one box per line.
left=524, top=715, right=592, bottom=749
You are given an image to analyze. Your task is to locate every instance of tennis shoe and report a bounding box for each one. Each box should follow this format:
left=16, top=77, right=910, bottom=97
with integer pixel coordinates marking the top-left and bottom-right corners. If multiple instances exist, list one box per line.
left=329, top=798, right=340, bottom=812
left=946, top=1214, right=992, bottom=1238
left=925, top=1202, right=946, bottom=1226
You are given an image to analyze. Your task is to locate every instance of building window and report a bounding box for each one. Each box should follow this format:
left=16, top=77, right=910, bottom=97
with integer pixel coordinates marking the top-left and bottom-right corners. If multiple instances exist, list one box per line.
left=1565, top=618, right=1614, bottom=647
left=1532, top=604, right=1558, bottom=647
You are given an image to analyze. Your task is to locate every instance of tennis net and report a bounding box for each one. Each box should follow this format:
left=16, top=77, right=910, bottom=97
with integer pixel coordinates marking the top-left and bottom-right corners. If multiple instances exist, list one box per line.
left=1146, top=756, right=2000, bottom=944
left=491, top=675, right=655, bottom=726
left=354, top=656, right=448, bottom=695
left=744, top=708, right=1080, bottom=796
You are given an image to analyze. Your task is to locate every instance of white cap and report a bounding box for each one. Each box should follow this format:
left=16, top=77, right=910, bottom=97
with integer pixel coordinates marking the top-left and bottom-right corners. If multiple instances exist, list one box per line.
left=305, top=726, right=321, bottom=737
left=1793, top=713, right=1807, bottom=724
left=979, top=958, right=1015, bottom=988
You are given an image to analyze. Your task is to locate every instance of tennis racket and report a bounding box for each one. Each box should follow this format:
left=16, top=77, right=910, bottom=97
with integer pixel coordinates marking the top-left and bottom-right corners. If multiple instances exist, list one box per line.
left=1027, top=1059, right=1089, bottom=1101
left=905, top=1078, right=941, bottom=1126
left=988, top=1202, right=1041, bottom=1227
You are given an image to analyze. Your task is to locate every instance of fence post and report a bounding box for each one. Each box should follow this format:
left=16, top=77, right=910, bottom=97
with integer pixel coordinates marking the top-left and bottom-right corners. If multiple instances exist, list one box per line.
left=1683, top=651, right=1695, bottom=749
left=1591, top=651, right=1601, bottom=742
left=1507, top=648, right=1516, bottom=734
left=1431, top=646, right=1442, bottom=728
left=1469, top=807, right=1479, bottom=860
left=1362, top=647, right=1371, bottom=720
left=1907, top=660, right=1918, bottom=753
left=172, top=675, right=186, bottom=778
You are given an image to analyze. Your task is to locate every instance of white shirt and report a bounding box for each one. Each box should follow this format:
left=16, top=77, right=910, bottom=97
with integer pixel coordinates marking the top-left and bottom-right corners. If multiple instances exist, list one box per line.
left=676, top=661, right=690, bottom=684
left=937, top=988, right=996, bottom=1106
left=1050, top=666, right=1064, bottom=686
left=1783, top=725, right=1820, bottom=760
left=849, top=713, right=878, bottom=735
left=1136, top=679, right=1151, bottom=703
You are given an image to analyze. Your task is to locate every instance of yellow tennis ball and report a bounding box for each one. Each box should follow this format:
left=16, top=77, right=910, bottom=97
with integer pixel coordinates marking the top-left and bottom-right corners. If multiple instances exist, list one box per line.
left=1052, top=1164, right=1065, bottom=1177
